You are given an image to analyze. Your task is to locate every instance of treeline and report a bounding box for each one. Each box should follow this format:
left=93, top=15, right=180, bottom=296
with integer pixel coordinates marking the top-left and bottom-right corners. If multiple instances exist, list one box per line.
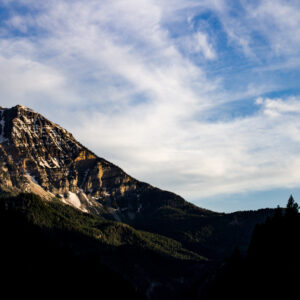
left=196, top=195, right=300, bottom=300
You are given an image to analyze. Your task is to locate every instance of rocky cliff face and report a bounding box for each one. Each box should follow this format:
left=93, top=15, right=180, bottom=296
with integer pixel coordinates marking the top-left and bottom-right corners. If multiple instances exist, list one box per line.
left=0, top=105, right=192, bottom=220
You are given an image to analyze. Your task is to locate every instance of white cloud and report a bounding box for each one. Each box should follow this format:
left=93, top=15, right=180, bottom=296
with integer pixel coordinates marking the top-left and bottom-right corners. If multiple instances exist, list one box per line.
left=0, top=55, right=66, bottom=103
left=256, top=97, right=300, bottom=117
left=249, top=0, right=300, bottom=55
left=183, top=31, right=216, bottom=60
left=212, top=0, right=300, bottom=58
left=0, top=0, right=300, bottom=209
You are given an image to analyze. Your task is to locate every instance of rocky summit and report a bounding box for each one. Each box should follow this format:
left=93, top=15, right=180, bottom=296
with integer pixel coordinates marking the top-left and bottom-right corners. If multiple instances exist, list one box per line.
left=0, top=105, right=192, bottom=220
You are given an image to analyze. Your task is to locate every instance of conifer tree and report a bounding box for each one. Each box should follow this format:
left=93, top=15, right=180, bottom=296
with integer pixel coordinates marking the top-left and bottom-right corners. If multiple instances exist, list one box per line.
left=286, top=195, right=299, bottom=217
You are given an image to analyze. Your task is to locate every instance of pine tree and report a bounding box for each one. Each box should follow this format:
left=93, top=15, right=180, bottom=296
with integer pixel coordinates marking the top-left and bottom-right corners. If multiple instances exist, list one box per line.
left=286, top=195, right=299, bottom=217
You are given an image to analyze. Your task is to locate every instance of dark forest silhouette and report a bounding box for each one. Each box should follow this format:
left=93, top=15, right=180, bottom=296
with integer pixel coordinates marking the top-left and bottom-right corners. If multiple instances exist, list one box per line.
left=198, top=195, right=300, bottom=300
left=1, top=192, right=299, bottom=300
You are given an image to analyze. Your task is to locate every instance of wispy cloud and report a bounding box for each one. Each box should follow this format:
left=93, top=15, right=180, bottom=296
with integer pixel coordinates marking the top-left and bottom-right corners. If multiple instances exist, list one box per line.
left=0, top=0, right=300, bottom=210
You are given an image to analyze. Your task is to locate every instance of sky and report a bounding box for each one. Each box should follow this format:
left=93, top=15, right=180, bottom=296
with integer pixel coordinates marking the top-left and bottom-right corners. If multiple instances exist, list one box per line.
left=1, top=0, right=300, bottom=212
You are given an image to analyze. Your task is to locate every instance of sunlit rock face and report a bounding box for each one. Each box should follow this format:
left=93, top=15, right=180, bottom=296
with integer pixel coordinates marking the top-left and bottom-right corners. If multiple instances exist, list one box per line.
left=0, top=105, right=190, bottom=220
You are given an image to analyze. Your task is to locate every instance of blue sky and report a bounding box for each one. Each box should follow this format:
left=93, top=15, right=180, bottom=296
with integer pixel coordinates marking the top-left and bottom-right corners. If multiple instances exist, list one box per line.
left=1, top=0, right=300, bottom=212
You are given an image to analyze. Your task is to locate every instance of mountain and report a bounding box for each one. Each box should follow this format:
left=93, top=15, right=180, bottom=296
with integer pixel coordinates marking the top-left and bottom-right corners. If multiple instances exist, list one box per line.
left=0, top=105, right=274, bottom=259
left=0, top=105, right=207, bottom=221
left=0, top=104, right=277, bottom=299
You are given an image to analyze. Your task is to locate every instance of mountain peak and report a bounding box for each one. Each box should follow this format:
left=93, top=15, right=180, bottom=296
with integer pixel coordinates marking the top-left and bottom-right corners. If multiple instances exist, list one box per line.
left=0, top=104, right=73, bottom=147
left=0, top=104, right=33, bottom=112
left=14, top=104, right=33, bottom=111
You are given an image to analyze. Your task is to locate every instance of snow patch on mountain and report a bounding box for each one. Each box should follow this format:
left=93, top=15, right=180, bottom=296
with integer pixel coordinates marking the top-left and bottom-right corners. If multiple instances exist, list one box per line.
left=39, top=158, right=51, bottom=168
left=0, top=110, right=8, bottom=144
left=24, top=173, right=53, bottom=200
left=51, top=157, right=60, bottom=168
left=67, top=192, right=82, bottom=209
left=26, top=173, right=39, bottom=185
